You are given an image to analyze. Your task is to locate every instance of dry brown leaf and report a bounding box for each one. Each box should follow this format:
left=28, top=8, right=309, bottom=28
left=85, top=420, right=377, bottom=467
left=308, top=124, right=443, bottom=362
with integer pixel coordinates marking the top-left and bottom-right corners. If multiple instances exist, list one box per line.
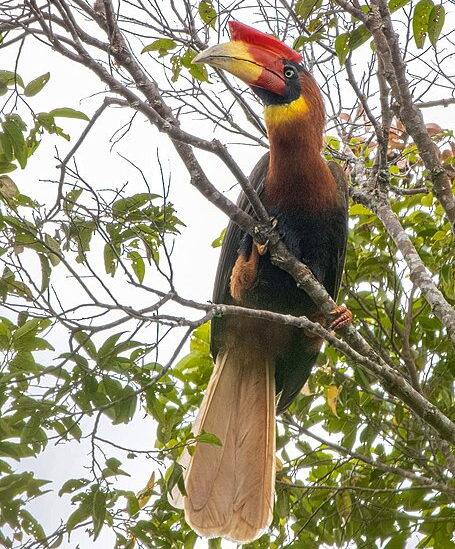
left=137, top=471, right=156, bottom=509
left=300, top=381, right=314, bottom=396
left=356, top=104, right=365, bottom=120
left=388, top=139, right=406, bottom=151
left=426, top=122, right=442, bottom=136
left=367, top=141, right=378, bottom=151
left=275, top=456, right=283, bottom=472
left=327, top=385, right=342, bottom=417
left=0, top=176, right=18, bottom=199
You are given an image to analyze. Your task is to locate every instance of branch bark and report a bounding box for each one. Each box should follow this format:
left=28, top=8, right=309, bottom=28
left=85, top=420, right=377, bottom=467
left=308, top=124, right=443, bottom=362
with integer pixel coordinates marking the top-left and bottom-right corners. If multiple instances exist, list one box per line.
left=351, top=182, right=455, bottom=348
left=10, top=0, right=455, bottom=460
left=366, top=0, right=455, bottom=236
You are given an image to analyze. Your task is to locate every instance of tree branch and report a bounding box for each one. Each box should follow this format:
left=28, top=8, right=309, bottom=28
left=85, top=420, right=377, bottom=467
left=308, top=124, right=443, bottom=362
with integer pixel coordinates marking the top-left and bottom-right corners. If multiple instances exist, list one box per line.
left=366, top=0, right=455, bottom=236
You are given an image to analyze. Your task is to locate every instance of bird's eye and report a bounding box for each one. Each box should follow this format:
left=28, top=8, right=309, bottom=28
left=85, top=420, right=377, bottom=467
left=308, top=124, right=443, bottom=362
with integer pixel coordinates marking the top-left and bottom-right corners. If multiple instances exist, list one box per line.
left=284, top=65, right=297, bottom=79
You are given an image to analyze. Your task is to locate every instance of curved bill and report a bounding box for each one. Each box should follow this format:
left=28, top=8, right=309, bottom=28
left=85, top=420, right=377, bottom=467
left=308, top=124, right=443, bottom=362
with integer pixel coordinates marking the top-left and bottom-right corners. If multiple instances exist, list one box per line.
left=192, top=38, right=287, bottom=95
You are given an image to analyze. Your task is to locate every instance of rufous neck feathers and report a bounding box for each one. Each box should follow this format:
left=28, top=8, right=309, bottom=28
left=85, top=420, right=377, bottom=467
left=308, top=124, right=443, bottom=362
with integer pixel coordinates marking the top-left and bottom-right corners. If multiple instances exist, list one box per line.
left=263, top=74, right=336, bottom=210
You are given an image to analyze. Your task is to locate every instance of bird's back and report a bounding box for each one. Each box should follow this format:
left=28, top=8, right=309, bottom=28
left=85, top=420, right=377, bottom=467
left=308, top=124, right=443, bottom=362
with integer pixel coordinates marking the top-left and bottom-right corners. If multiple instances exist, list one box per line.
left=211, top=155, right=348, bottom=411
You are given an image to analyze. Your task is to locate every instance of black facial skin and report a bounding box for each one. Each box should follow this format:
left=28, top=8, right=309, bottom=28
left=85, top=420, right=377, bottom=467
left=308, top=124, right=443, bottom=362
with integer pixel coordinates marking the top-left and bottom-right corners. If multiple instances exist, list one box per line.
left=251, top=60, right=304, bottom=106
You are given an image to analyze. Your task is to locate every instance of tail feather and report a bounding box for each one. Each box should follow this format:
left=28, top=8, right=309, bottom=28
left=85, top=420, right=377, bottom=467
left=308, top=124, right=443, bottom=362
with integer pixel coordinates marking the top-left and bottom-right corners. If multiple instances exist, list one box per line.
left=171, top=344, right=276, bottom=543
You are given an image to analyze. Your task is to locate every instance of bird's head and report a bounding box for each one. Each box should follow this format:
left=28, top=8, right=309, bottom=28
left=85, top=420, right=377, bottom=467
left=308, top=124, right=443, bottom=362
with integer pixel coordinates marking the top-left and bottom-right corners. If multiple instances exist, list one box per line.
left=193, top=21, right=325, bottom=136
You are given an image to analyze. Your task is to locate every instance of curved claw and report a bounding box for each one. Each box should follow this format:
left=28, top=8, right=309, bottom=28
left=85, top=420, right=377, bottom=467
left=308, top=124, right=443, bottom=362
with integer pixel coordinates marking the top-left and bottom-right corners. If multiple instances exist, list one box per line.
left=254, top=217, right=278, bottom=256
left=255, top=242, right=269, bottom=255
left=330, top=305, right=352, bottom=331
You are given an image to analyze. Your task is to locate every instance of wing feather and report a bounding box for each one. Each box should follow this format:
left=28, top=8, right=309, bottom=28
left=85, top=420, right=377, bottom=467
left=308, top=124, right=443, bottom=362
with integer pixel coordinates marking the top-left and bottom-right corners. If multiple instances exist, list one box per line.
left=327, top=161, right=349, bottom=300
left=211, top=153, right=269, bottom=359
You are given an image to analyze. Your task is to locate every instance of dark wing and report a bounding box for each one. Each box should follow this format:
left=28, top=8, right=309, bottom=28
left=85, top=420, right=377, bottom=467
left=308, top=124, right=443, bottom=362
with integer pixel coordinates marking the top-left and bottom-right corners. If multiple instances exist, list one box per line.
left=211, top=153, right=270, bottom=358
left=326, top=161, right=349, bottom=300
left=212, top=153, right=269, bottom=305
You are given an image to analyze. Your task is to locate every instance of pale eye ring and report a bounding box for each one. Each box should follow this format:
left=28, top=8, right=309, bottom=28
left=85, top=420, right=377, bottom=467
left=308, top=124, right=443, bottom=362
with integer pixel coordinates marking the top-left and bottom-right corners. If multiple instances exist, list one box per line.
left=284, top=65, right=297, bottom=79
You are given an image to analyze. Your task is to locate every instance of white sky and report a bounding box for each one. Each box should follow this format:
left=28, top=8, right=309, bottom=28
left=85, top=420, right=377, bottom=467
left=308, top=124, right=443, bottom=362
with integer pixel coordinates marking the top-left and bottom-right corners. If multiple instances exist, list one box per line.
left=3, top=7, right=455, bottom=549
left=4, top=30, right=239, bottom=549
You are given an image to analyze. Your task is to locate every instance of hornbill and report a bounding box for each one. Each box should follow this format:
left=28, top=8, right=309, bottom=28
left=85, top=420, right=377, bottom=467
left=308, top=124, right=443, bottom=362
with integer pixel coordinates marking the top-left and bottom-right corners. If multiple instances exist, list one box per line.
left=171, top=21, right=351, bottom=543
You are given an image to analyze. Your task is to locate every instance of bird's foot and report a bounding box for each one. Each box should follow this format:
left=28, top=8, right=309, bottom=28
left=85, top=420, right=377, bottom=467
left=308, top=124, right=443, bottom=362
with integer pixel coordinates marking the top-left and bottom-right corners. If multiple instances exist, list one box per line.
left=254, top=218, right=278, bottom=255
left=255, top=241, right=268, bottom=255
left=329, top=305, right=352, bottom=331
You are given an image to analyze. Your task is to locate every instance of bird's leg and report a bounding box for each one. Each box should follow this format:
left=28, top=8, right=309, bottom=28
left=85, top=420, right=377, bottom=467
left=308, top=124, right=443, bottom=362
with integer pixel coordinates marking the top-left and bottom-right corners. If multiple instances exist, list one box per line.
left=329, top=305, right=352, bottom=331
left=255, top=217, right=278, bottom=255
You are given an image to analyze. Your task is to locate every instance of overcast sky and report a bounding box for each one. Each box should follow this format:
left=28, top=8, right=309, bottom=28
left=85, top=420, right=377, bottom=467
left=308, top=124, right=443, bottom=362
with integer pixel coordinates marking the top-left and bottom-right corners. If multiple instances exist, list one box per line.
left=4, top=26, right=239, bottom=549
left=3, top=8, right=455, bottom=548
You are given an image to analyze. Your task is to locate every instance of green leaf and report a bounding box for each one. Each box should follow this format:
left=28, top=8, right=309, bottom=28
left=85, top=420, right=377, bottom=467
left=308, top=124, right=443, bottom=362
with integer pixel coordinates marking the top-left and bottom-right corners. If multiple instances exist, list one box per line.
left=412, top=0, right=434, bottom=49
left=20, top=509, right=46, bottom=540
left=0, top=441, right=35, bottom=459
left=1, top=120, right=27, bottom=169
left=49, top=107, right=90, bottom=121
left=198, top=1, right=217, bottom=29
left=128, top=251, right=145, bottom=283
left=73, top=330, right=97, bottom=359
left=141, top=39, right=178, bottom=56
left=276, top=487, right=290, bottom=519
left=0, top=161, right=17, bottom=174
left=24, top=72, right=50, bottom=97
left=384, top=533, right=407, bottom=549
left=101, top=377, right=122, bottom=402
left=38, top=254, right=51, bottom=293
left=112, top=192, right=159, bottom=219
left=67, top=500, right=92, bottom=533
left=0, top=321, right=11, bottom=350
left=195, top=431, right=222, bottom=446
left=189, top=61, right=208, bottom=82
left=348, top=25, right=372, bottom=50
left=0, top=70, right=24, bottom=88
left=428, top=4, right=445, bottom=47
left=184, top=531, right=198, bottom=549
left=74, top=220, right=96, bottom=256
left=92, top=486, right=107, bottom=540
left=9, top=351, right=37, bottom=374
left=61, top=417, right=82, bottom=441
left=124, top=493, right=140, bottom=516
left=211, top=228, right=225, bottom=248
left=12, top=318, right=50, bottom=350
left=49, top=534, right=63, bottom=548
left=295, top=0, right=321, bottom=20
left=6, top=113, right=26, bottom=131
left=21, top=415, right=47, bottom=444
left=182, top=48, right=209, bottom=82
left=388, top=0, right=411, bottom=12
left=98, top=333, right=123, bottom=359
left=104, top=243, right=117, bottom=276
left=0, top=132, right=13, bottom=162
left=114, top=386, right=137, bottom=424
left=170, top=55, right=182, bottom=82
left=44, top=234, right=61, bottom=266
left=335, top=33, right=350, bottom=64
left=103, top=457, right=130, bottom=478
left=167, top=462, right=185, bottom=495
left=105, top=457, right=122, bottom=472
left=307, top=17, right=322, bottom=32
left=63, top=188, right=83, bottom=213
left=350, top=204, right=373, bottom=215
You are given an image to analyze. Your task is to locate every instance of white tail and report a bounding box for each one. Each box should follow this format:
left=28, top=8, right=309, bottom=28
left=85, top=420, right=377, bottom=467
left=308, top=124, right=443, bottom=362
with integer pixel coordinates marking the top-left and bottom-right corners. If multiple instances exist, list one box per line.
left=170, top=343, right=276, bottom=543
